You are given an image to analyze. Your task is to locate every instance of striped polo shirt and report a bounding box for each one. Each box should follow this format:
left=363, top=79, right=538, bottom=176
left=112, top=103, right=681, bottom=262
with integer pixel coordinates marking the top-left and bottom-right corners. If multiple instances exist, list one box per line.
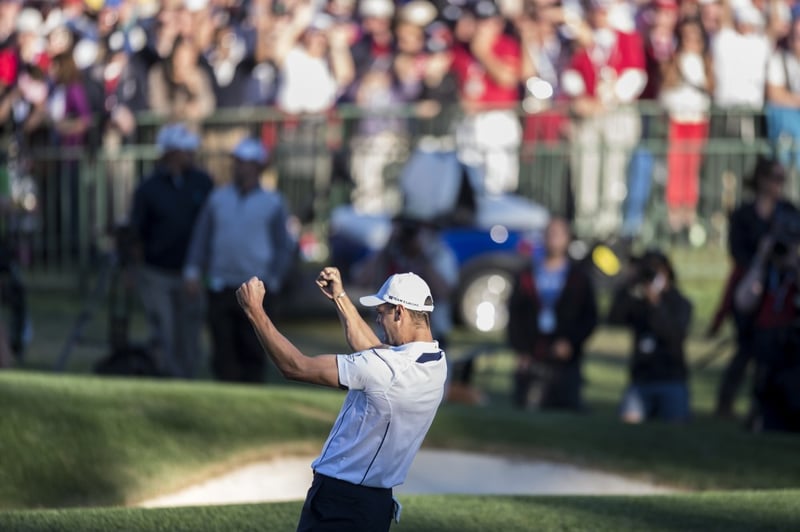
left=311, top=341, right=447, bottom=489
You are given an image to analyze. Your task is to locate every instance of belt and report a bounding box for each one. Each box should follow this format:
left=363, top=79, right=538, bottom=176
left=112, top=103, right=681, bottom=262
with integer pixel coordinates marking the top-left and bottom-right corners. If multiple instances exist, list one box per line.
left=313, top=472, right=392, bottom=494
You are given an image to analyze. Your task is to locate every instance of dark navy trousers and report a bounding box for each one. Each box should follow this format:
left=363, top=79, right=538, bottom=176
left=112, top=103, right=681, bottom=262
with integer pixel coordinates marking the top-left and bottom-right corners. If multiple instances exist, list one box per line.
left=297, top=473, right=394, bottom=532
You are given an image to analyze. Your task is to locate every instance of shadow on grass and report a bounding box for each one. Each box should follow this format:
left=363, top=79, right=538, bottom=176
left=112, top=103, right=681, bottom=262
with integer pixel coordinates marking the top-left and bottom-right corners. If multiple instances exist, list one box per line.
left=2, top=492, right=799, bottom=532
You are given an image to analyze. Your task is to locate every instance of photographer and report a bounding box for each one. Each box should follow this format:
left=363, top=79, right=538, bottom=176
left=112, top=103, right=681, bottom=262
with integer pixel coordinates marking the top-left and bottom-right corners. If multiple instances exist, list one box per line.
left=710, top=156, right=797, bottom=418
left=734, top=210, right=800, bottom=432
left=608, top=250, right=693, bottom=424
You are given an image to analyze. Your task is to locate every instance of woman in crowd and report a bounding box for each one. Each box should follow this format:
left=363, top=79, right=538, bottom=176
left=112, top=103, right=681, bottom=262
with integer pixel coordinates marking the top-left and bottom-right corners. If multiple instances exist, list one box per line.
left=659, top=16, right=714, bottom=243
left=148, top=35, right=216, bottom=125
left=507, top=216, right=598, bottom=411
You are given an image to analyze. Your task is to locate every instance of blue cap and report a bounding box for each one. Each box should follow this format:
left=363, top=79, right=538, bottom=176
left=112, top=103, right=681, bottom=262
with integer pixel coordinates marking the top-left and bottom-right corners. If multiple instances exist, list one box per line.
left=232, top=138, right=268, bottom=165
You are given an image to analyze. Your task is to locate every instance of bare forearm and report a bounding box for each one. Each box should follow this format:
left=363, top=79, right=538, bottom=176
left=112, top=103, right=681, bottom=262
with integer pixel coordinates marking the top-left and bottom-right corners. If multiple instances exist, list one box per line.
left=245, top=308, right=309, bottom=381
left=333, top=294, right=381, bottom=351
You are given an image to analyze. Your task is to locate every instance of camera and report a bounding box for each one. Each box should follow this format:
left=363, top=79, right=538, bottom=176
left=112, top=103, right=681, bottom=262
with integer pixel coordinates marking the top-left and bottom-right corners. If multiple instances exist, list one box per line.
left=770, top=208, right=800, bottom=258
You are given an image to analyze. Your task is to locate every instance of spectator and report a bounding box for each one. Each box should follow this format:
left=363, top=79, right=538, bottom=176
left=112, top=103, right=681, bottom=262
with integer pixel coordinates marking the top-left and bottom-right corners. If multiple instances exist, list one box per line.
left=147, top=35, right=216, bottom=125
left=350, top=0, right=396, bottom=84
left=452, top=0, right=523, bottom=196
left=709, top=156, right=798, bottom=418
left=15, top=7, right=50, bottom=74
left=733, top=204, right=800, bottom=433
left=272, top=7, right=354, bottom=115
left=516, top=0, right=573, bottom=210
left=347, top=1, right=436, bottom=213
left=184, top=137, right=296, bottom=383
left=507, top=216, right=598, bottom=411
left=414, top=21, right=459, bottom=138
left=609, top=250, right=693, bottom=424
left=765, top=11, right=800, bottom=181
left=47, top=50, right=91, bottom=147
left=129, top=123, right=213, bottom=378
left=393, top=0, right=438, bottom=100
left=659, top=16, right=713, bottom=242
left=199, top=7, right=261, bottom=186
left=561, top=0, right=646, bottom=238
left=46, top=50, right=92, bottom=260
left=640, top=0, right=679, bottom=101
left=270, top=4, right=355, bottom=224
left=348, top=60, right=410, bottom=214
left=707, top=0, right=771, bottom=187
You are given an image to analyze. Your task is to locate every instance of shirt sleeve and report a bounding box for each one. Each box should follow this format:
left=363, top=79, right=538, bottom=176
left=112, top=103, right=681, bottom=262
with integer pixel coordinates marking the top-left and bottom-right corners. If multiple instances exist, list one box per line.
left=766, top=52, right=786, bottom=88
left=337, top=349, right=394, bottom=392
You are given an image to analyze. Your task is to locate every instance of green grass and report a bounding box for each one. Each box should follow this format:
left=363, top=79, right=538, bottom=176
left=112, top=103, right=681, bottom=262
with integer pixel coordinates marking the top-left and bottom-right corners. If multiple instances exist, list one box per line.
left=1, top=491, right=798, bottom=531
left=1, top=368, right=798, bottom=513
left=0, top=373, right=339, bottom=509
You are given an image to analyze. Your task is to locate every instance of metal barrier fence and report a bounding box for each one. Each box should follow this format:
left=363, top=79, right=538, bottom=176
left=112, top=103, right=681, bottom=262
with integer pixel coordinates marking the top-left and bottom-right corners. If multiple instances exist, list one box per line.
left=1, top=101, right=789, bottom=285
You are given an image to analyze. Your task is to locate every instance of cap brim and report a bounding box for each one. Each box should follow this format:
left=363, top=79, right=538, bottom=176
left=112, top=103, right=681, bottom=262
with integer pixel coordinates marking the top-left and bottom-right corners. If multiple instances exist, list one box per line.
left=359, top=294, right=386, bottom=307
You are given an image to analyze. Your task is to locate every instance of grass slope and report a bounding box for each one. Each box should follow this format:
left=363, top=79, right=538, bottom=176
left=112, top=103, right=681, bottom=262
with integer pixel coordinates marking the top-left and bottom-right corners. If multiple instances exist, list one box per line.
left=1, top=491, right=799, bottom=532
left=0, top=372, right=339, bottom=509
left=2, top=371, right=799, bottom=511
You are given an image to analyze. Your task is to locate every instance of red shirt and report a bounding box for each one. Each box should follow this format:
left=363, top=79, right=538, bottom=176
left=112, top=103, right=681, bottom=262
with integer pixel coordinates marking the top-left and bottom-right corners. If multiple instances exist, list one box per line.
left=0, top=48, right=18, bottom=88
left=452, top=34, right=521, bottom=106
left=565, top=30, right=645, bottom=98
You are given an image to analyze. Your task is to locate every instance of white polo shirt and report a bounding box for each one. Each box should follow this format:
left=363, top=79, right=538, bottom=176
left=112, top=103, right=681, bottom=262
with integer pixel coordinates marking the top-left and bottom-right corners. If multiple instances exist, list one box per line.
left=311, top=341, right=447, bottom=489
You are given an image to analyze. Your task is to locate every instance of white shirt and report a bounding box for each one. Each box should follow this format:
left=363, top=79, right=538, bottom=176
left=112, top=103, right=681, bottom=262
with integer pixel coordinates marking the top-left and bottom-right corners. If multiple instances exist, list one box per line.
left=311, top=341, right=447, bottom=488
left=277, top=46, right=338, bottom=114
left=766, top=48, right=800, bottom=95
left=660, top=52, right=711, bottom=122
left=712, top=27, right=771, bottom=107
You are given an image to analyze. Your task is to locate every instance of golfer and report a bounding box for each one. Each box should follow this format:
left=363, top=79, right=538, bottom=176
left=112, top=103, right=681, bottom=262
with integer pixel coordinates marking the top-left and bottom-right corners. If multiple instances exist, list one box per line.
left=236, top=267, right=447, bottom=531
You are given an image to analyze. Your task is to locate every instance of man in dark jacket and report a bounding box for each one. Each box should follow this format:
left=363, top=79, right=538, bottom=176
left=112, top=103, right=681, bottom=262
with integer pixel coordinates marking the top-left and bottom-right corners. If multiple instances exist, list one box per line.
left=609, top=250, right=693, bottom=423
left=507, top=217, right=598, bottom=410
left=129, top=123, right=214, bottom=378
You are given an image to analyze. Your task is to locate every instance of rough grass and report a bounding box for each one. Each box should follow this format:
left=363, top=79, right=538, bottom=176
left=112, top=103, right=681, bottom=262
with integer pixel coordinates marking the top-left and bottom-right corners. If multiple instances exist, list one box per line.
left=1, top=491, right=798, bottom=532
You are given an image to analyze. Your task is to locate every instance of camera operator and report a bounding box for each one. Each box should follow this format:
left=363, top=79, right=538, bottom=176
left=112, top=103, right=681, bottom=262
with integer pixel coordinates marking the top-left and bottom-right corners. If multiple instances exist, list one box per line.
left=709, top=156, right=798, bottom=418
left=608, top=250, right=693, bottom=424
left=734, top=210, right=800, bottom=432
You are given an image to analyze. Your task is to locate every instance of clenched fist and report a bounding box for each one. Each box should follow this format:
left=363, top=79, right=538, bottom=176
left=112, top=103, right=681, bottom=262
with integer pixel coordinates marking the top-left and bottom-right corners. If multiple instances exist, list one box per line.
left=236, top=276, right=266, bottom=315
left=316, top=266, right=345, bottom=301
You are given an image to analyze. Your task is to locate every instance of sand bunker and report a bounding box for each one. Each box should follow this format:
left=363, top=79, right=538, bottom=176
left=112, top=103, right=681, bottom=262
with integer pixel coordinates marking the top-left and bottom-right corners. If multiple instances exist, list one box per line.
left=140, top=449, right=675, bottom=508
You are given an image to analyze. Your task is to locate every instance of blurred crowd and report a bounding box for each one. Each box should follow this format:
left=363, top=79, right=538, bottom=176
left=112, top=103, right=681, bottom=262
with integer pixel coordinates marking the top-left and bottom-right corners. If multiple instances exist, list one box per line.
left=3, top=0, right=800, bottom=237
left=1, top=0, right=799, bottom=433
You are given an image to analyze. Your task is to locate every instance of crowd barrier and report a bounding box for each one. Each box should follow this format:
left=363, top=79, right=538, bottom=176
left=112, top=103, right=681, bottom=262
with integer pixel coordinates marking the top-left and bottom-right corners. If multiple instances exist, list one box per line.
left=0, top=101, right=790, bottom=288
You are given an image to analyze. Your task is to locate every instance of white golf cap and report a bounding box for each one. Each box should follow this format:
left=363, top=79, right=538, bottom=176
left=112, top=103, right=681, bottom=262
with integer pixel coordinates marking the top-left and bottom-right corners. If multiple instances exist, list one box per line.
left=232, top=137, right=268, bottom=164
left=360, top=272, right=435, bottom=312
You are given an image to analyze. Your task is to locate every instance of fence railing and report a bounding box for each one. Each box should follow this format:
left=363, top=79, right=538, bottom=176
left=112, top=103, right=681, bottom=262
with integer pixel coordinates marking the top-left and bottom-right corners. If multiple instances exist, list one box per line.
left=1, top=101, right=789, bottom=287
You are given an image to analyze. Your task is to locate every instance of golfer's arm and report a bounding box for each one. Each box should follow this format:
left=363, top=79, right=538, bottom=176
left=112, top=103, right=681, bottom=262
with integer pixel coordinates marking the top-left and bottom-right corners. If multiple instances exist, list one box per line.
left=333, top=293, right=382, bottom=352
left=245, top=308, right=342, bottom=388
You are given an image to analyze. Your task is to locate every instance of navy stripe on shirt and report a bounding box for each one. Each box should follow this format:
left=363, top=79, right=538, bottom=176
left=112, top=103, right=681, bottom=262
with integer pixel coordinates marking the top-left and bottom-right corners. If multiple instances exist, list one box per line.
left=416, top=352, right=443, bottom=364
left=360, top=421, right=391, bottom=485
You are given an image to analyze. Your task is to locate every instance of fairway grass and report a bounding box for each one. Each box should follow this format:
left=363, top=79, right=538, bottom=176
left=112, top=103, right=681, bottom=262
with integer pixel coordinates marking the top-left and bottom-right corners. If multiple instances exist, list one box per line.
left=1, top=491, right=798, bottom=531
